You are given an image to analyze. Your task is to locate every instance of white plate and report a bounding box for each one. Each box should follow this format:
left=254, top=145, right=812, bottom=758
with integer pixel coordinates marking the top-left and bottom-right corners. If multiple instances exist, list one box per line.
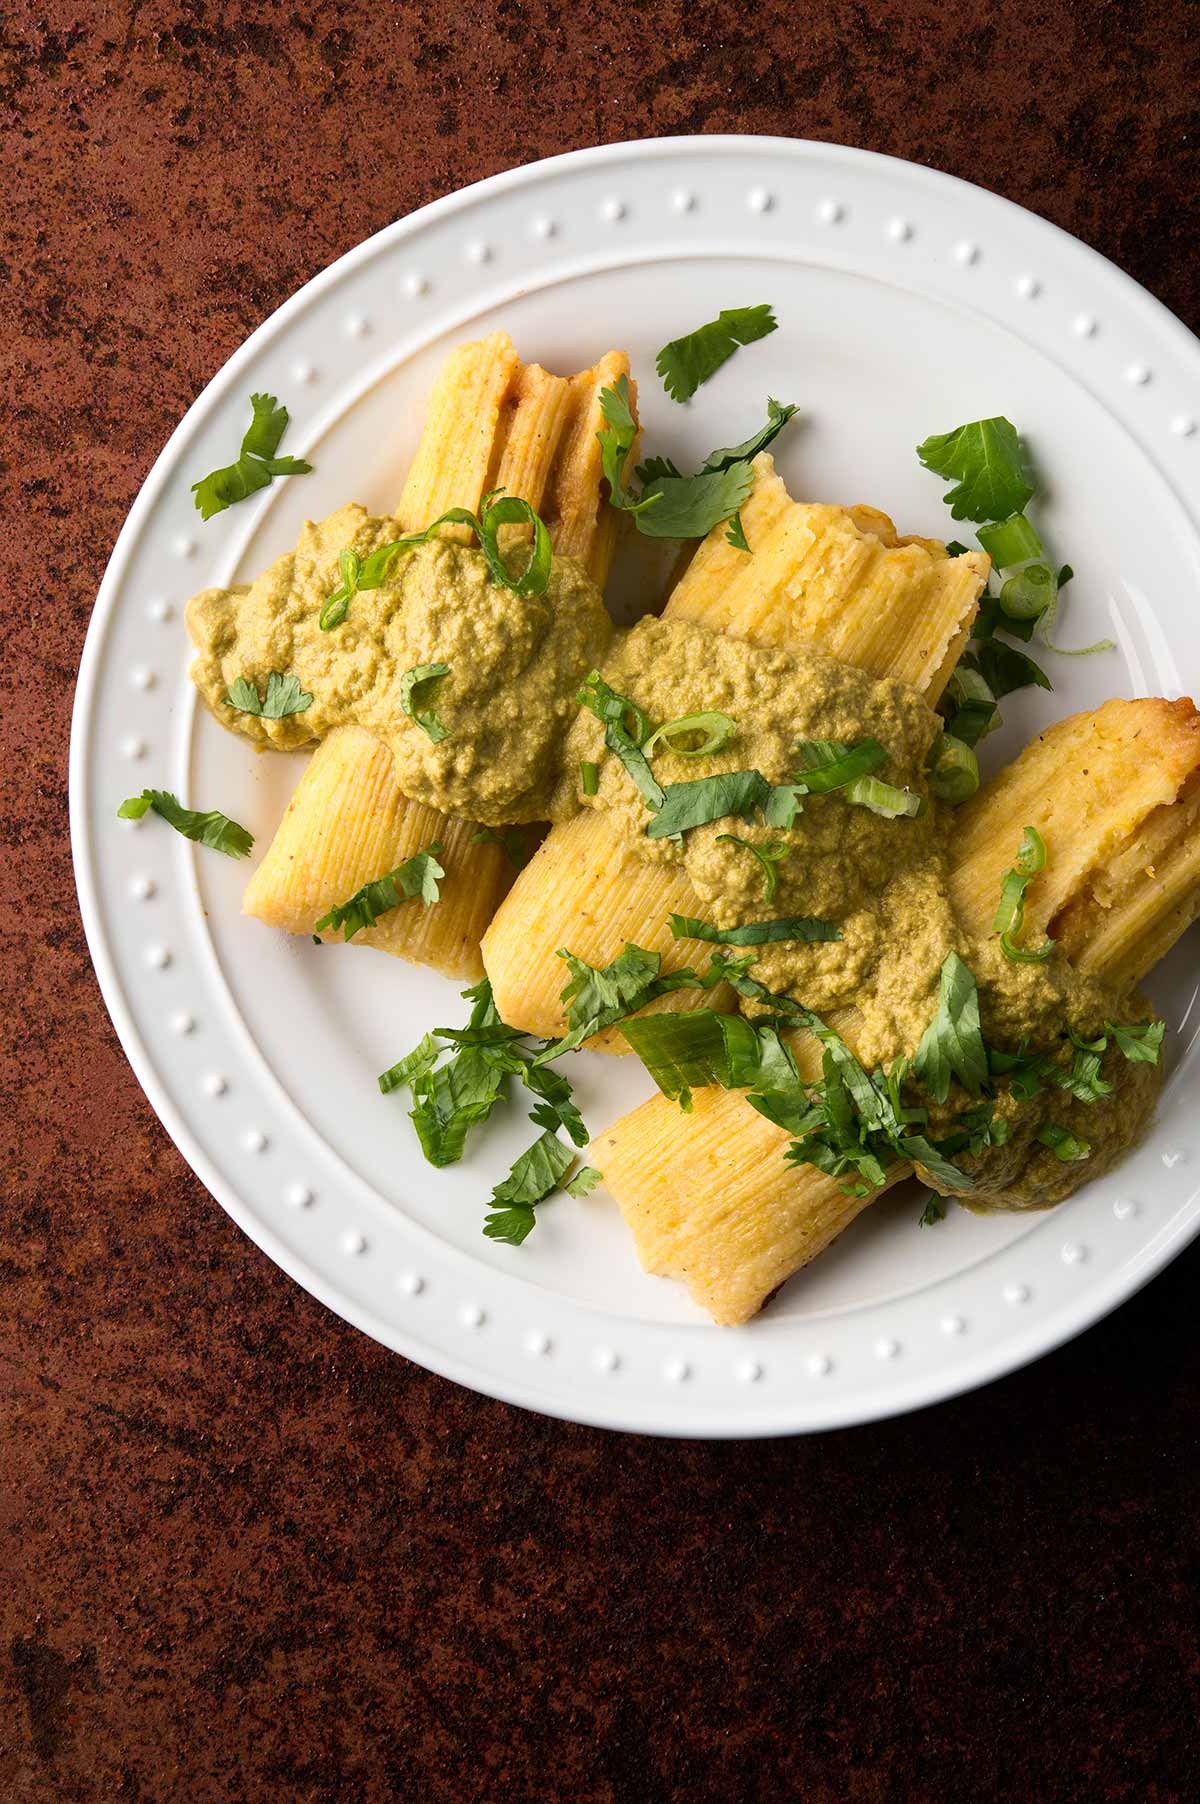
left=72, top=137, right=1200, bottom=1437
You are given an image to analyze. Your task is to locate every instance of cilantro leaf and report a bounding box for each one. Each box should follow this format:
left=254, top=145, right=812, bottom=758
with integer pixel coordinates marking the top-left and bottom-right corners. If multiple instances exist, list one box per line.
left=699, top=398, right=798, bottom=473
left=646, top=770, right=770, bottom=838
left=1108, top=1018, right=1165, bottom=1064
left=240, top=391, right=292, bottom=461
left=918, top=1191, right=948, bottom=1227
left=972, top=639, right=1052, bottom=699
left=655, top=304, right=778, bottom=403
left=916, top=417, right=1032, bottom=523
left=469, top=826, right=532, bottom=870
left=484, top=1131, right=575, bottom=1241
left=668, top=912, right=840, bottom=947
left=315, top=843, right=444, bottom=940
left=597, top=385, right=797, bottom=541
left=400, top=663, right=451, bottom=743
left=225, top=671, right=314, bottom=720
left=117, top=789, right=252, bottom=859
left=191, top=392, right=312, bottom=520
left=481, top=1205, right=538, bottom=1246
left=912, top=952, right=988, bottom=1103
left=634, top=461, right=757, bottom=541
left=726, top=511, right=749, bottom=552
left=565, top=1165, right=603, bottom=1199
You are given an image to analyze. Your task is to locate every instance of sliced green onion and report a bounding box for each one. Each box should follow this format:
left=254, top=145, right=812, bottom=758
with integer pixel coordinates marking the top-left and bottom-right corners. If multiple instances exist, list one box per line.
left=716, top=833, right=789, bottom=902
left=576, top=670, right=651, bottom=745
left=580, top=759, right=599, bottom=796
left=999, top=562, right=1058, bottom=621
left=1037, top=1122, right=1091, bottom=1162
left=643, top=711, right=739, bottom=759
left=994, top=825, right=1054, bottom=961
left=977, top=512, right=1043, bottom=567
left=943, top=666, right=1000, bottom=747
left=844, top=776, right=922, bottom=819
left=929, top=734, right=979, bottom=804
left=793, top=738, right=886, bottom=793
left=477, top=491, right=553, bottom=597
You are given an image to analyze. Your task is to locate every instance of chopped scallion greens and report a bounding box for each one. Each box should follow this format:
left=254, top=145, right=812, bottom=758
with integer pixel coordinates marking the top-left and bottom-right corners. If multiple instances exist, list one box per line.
left=994, top=826, right=1054, bottom=963
left=977, top=512, right=1043, bottom=567
left=643, top=711, right=739, bottom=759
left=1037, top=1123, right=1091, bottom=1162
left=320, top=489, right=551, bottom=631
left=580, top=759, right=599, bottom=797
left=715, top=833, right=790, bottom=902
left=576, top=670, right=663, bottom=811
left=929, top=734, right=979, bottom=804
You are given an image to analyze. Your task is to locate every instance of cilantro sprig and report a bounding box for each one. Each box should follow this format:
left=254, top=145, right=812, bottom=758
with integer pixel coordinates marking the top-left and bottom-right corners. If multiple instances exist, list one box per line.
left=191, top=393, right=312, bottom=520
left=597, top=377, right=796, bottom=543
left=655, top=304, right=778, bottom=403
left=117, top=789, right=253, bottom=859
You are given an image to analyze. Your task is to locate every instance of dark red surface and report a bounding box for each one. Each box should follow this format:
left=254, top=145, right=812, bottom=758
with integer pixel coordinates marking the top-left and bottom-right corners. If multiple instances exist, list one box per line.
left=3, top=3, right=1199, bottom=1798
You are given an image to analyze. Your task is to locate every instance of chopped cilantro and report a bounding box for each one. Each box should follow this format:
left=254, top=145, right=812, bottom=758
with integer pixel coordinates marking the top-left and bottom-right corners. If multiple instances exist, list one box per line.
left=655, top=304, right=778, bottom=403
left=191, top=392, right=312, bottom=520
left=314, top=843, right=444, bottom=940
left=117, top=789, right=252, bottom=859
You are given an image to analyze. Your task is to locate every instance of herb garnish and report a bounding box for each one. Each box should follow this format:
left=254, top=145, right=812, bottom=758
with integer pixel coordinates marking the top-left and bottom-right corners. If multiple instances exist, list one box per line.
left=597, top=377, right=797, bottom=542
left=994, top=826, right=1054, bottom=963
left=916, top=417, right=1032, bottom=523
left=668, top=913, right=840, bottom=947
left=1037, top=1123, right=1091, bottom=1162
left=642, top=711, right=739, bottom=759
left=655, top=304, right=779, bottom=403
left=715, top=834, right=790, bottom=901
left=919, top=414, right=1110, bottom=749
left=484, top=1132, right=577, bottom=1244
left=191, top=392, right=312, bottom=520
left=314, top=843, right=444, bottom=940
left=320, top=489, right=551, bottom=631
left=225, top=671, right=313, bottom=719
left=793, top=740, right=921, bottom=819
left=912, top=952, right=989, bottom=1103
left=117, top=789, right=253, bottom=859
left=469, top=826, right=531, bottom=870
left=576, top=670, right=664, bottom=811
left=400, top=663, right=451, bottom=743
left=647, top=770, right=769, bottom=838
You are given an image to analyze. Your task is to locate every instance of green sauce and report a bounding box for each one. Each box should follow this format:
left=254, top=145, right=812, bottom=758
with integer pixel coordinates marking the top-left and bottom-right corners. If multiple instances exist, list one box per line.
left=187, top=515, right=1163, bottom=1212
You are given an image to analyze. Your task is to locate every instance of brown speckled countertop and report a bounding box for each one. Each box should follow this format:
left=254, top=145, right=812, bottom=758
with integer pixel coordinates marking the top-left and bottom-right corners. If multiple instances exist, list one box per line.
left=3, top=3, right=1199, bottom=1799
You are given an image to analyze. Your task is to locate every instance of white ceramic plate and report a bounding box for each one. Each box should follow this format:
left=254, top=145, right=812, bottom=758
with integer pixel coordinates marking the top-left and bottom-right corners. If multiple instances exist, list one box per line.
left=72, top=137, right=1200, bottom=1437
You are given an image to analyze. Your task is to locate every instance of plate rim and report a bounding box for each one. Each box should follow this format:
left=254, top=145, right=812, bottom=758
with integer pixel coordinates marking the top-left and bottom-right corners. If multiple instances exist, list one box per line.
left=70, top=133, right=1200, bottom=1437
